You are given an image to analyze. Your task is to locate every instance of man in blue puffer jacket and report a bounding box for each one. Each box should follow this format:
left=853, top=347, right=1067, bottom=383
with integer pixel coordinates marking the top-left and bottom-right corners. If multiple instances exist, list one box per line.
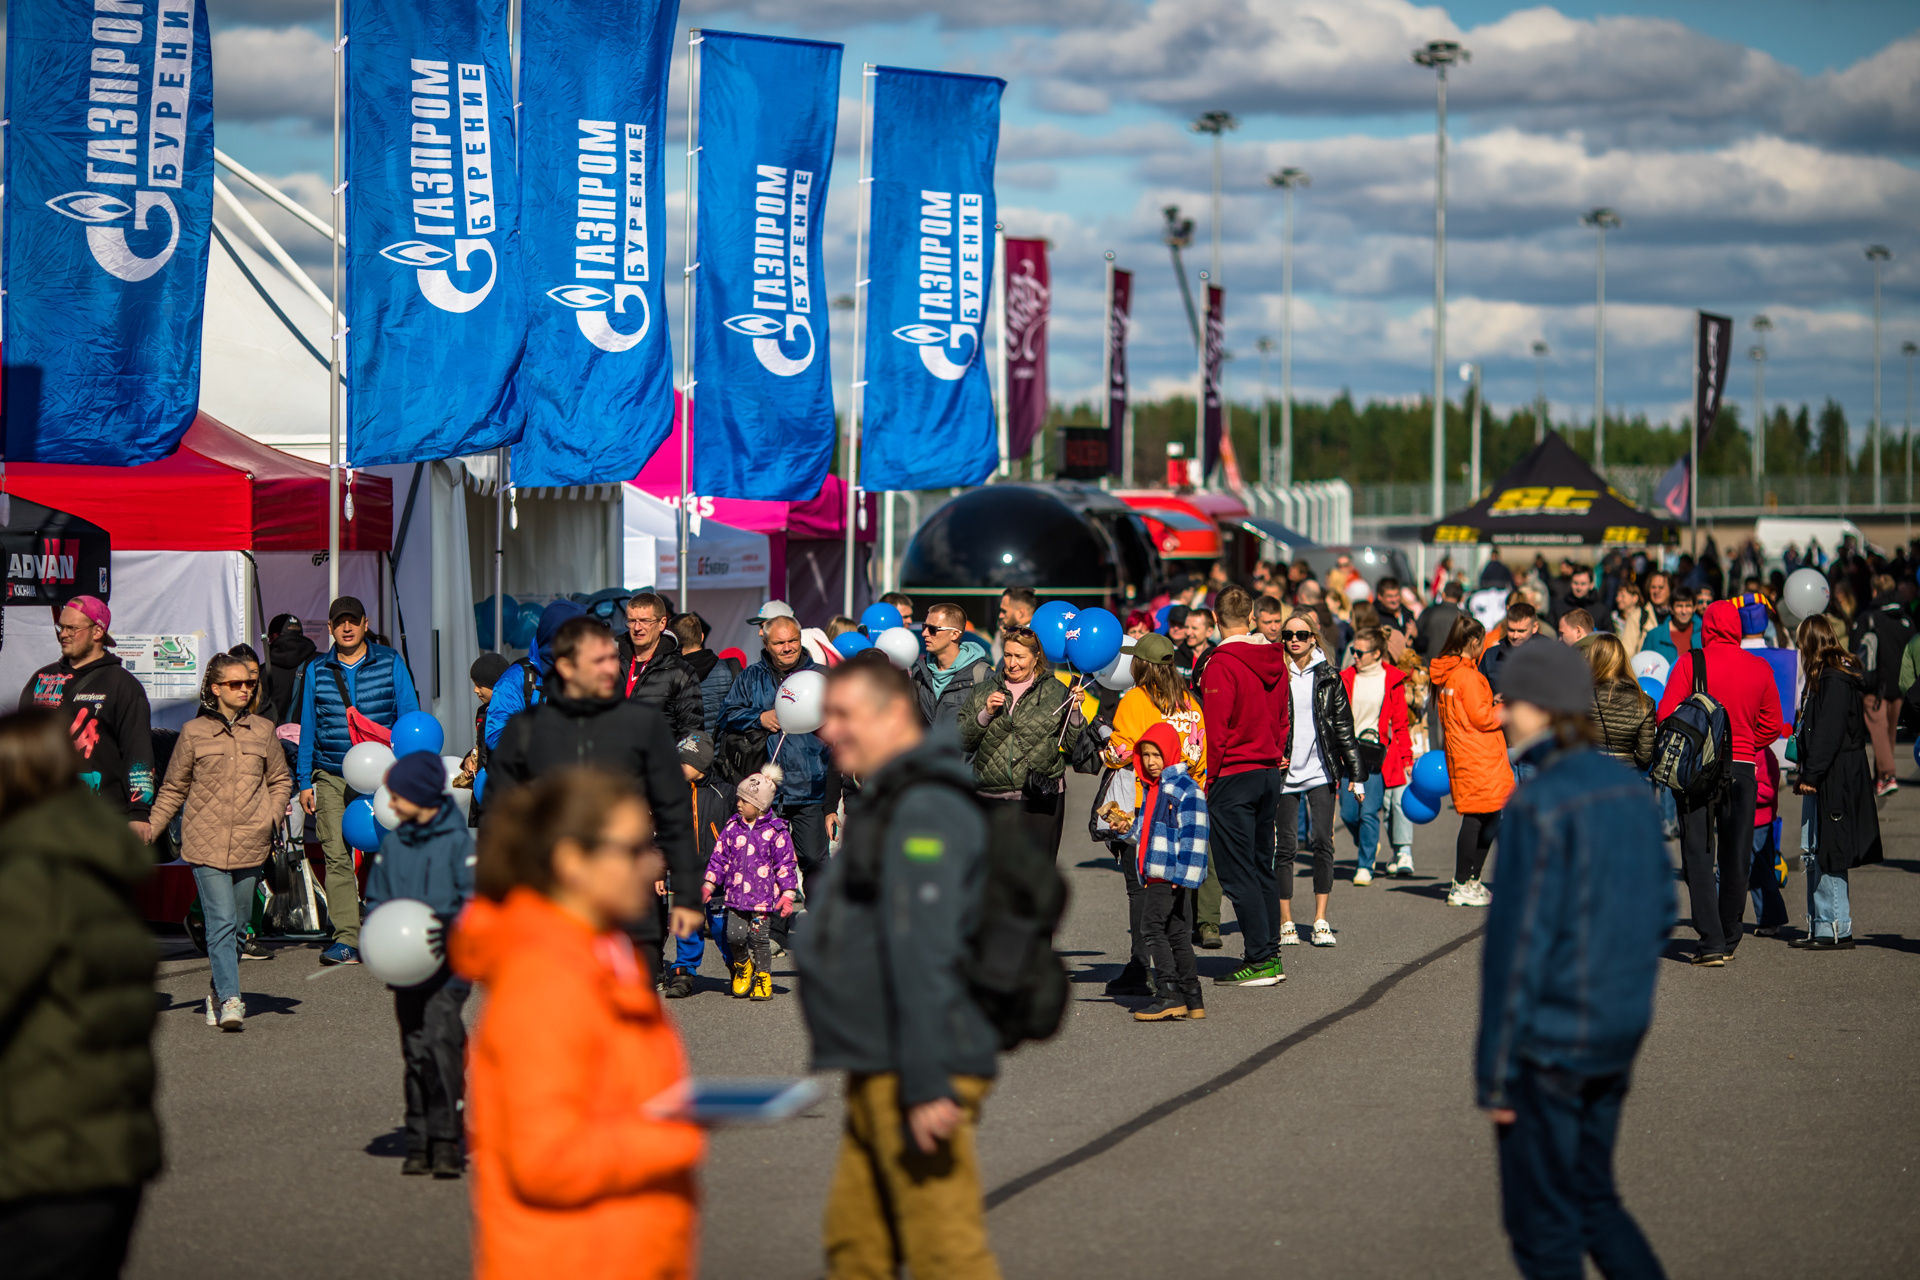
left=296, top=596, right=420, bottom=965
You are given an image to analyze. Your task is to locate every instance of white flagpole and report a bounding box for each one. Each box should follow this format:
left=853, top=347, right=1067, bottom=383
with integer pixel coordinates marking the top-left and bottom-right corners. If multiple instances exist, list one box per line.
left=1101, top=251, right=1114, bottom=473
left=678, top=32, right=702, bottom=613
left=993, top=224, right=1009, bottom=477
left=328, top=0, right=344, bottom=602
left=844, top=64, right=875, bottom=618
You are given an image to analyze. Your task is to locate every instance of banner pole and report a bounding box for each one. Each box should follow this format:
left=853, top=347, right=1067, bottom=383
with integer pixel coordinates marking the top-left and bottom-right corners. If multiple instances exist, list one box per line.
left=493, top=447, right=505, bottom=653
left=328, top=0, right=343, bottom=603
left=679, top=32, right=702, bottom=614
left=994, top=224, right=1009, bottom=477
left=844, top=64, right=874, bottom=618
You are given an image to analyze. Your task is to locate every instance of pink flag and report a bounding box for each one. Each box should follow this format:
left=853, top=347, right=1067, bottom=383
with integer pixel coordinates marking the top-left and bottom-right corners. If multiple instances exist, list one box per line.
left=1003, top=238, right=1050, bottom=459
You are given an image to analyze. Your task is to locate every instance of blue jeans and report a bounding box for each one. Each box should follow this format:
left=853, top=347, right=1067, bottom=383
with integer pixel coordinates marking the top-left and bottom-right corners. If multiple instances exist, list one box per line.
left=1496, top=1063, right=1668, bottom=1280
left=671, top=903, right=734, bottom=972
left=1748, top=822, right=1787, bottom=930
left=1800, top=796, right=1851, bottom=940
left=1340, top=773, right=1385, bottom=871
left=192, top=864, right=261, bottom=1004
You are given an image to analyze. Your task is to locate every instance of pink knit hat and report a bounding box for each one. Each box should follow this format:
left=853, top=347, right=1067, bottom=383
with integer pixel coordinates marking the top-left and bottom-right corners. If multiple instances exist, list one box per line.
left=737, top=763, right=782, bottom=813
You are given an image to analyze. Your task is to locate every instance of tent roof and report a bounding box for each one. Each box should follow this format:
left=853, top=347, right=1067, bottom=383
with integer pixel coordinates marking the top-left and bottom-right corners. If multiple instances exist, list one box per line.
left=1422, top=431, right=1677, bottom=547
left=2, top=413, right=390, bottom=552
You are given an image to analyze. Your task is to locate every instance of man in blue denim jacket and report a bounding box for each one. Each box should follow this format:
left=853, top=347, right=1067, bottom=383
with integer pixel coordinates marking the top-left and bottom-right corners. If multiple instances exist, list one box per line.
left=1477, top=640, right=1675, bottom=1280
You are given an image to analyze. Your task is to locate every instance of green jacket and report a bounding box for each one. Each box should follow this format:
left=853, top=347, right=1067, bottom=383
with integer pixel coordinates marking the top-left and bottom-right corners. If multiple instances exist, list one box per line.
left=0, top=788, right=162, bottom=1199
left=959, top=666, right=1081, bottom=794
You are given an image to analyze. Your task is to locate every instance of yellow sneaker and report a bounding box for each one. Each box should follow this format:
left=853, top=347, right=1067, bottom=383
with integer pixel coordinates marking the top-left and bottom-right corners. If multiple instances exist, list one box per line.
left=750, top=969, right=773, bottom=1001
left=730, top=960, right=754, bottom=998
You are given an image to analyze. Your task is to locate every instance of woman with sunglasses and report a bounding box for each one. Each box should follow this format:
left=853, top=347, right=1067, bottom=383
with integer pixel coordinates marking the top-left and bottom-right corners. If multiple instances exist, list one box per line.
left=144, top=653, right=291, bottom=1029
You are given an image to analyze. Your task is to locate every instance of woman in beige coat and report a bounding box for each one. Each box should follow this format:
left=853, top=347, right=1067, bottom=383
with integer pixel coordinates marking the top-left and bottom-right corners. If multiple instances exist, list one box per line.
left=145, top=653, right=292, bottom=1029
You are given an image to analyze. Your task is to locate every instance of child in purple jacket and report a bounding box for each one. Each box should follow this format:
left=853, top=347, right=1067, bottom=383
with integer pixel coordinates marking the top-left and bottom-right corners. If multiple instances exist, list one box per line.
left=702, top=764, right=799, bottom=1000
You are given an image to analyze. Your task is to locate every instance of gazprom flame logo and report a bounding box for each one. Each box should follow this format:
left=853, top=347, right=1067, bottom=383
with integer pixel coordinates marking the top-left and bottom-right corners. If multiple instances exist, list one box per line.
left=892, top=324, right=948, bottom=346
left=47, top=193, right=132, bottom=224
left=389, top=59, right=500, bottom=315
left=894, top=189, right=985, bottom=382
left=549, top=119, right=651, bottom=353
left=549, top=285, right=612, bottom=310
left=727, top=163, right=816, bottom=377
left=381, top=241, right=455, bottom=268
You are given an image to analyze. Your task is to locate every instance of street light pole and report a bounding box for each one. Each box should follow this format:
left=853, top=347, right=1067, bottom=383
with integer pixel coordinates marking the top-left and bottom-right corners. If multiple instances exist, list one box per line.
left=1269, top=167, right=1309, bottom=490
left=1414, top=40, right=1468, bottom=521
left=1581, top=207, right=1621, bottom=469
left=1531, top=340, right=1549, bottom=443
left=1905, top=341, right=1917, bottom=508
left=1162, top=205, right=1200, bottom=349
left=1868, top=245, right=1890, bottom=508
left=1750, top=315, right=1771, bottom=488
left=1256, top=336, right=1274, bottom=483
left=1192, top=111, right=1239, bottom=285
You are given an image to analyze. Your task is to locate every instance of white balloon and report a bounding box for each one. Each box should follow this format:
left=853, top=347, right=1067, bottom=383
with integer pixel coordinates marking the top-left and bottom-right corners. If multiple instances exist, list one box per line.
left=449, top=787, right=473, bottom=819
left=1096, top=647, right=1135, bottom=691
left=775, top=669, right=828, bottom=734
left=1343, top=577, right=1373, bottom=603
left=1782, top=567, right=1830, bottom=619
left=371, top=784, right=401, bottom=832
left=342, top=741, right=397, bottom=795
left=1631, top=651, right=1671, bottom=684
left=441, top=756, right=465, bottom=791
left=360, top=899, right=444, bottom=987
left=874, top=626, right=920, bottom=669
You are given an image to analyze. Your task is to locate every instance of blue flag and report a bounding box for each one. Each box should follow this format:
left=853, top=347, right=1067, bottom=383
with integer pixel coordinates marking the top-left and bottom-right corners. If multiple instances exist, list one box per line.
left=859, top=67, right=1003, bottom=491
left=513, top=0, right=678, bottom=487
left=3, top=0, right=215, bottom=464
left=692, top=31, right=841, bottom=502
left=346, top=0, right=525, bottom=466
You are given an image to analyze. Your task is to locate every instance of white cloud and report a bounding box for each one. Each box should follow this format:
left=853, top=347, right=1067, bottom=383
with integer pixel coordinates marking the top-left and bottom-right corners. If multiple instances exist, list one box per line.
left=212, top=25, right=331, bottom=126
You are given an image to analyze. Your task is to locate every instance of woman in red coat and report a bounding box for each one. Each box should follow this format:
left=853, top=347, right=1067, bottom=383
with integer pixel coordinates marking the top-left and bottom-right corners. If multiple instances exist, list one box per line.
left=1339, top=627, right=1416, bottom=883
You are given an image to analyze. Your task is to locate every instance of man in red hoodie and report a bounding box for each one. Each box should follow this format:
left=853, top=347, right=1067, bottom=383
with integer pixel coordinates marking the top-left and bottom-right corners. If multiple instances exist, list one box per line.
left=1656, top=598, right=1786, bottom=964
left=1198, top=587, right=1294, bottom=986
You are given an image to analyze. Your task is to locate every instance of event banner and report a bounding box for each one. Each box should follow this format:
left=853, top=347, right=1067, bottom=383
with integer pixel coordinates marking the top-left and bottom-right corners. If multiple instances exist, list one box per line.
left=1200, top=283, right=1225, bottom=475
left=858, top=66, right=1004, bottom=492
left=692, top=31, right=842, bottom=501
left=1003, top=236, right=1049, bottom=460
left=1695, top=310, right=1731, bottom=449
left=345, top=0, right=526, bottom=466
left=513, top=0, right=678, bottom=487
left=3, top=0, right=214, bottom=464
left=1106, top=267, right=1132, bottom=475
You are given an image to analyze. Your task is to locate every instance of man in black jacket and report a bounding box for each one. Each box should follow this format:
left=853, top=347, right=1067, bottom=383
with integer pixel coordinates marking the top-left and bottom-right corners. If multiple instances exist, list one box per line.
left=1481, top=601, right=1549, bottom=698
left=1551, top=564, right=1612, bottom=633
left=911, top=602, right=993, bottom=732
left=616, top=592, right=704, bottom=746
left=489, top=615, right=701, bottom=968
left=21, top=596, right=154, bottom=831
left=797, top=654, right=1000, bottom=1278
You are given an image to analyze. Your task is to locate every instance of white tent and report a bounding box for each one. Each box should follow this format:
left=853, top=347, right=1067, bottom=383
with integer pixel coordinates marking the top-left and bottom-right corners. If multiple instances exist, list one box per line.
left=624, top=485, right=769, bottom=655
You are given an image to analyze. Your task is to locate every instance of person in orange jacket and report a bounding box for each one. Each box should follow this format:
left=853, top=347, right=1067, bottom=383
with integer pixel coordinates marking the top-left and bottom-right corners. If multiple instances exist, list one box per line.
left=449, top=767, right=705, bottom=1280
left=1429, top=614, right=1514, bottom=908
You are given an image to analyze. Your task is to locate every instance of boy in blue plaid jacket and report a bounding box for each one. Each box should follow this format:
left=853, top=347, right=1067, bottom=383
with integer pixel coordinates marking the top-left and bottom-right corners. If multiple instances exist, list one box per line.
left=1128, top=722, right=1211, bottom=1021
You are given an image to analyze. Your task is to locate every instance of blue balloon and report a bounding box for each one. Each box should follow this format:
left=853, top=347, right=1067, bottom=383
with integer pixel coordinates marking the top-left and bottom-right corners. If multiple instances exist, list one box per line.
left=833, top=631, right=874, bottom=657
left=1409, top=750, right=1450, bottom=805
left=1638, top=676, right=1665, bottom=701
left=1064, top=607, right=1123, bottom=673
left=342, top=797, right=385, bottom=852
left=1031, top=600, right=1078, bottom=664
left=391, top=711, right=445, bottom=758
left=1401, top=786, right=1440, bottom=825
left=860, top=603, right=902, bottom=635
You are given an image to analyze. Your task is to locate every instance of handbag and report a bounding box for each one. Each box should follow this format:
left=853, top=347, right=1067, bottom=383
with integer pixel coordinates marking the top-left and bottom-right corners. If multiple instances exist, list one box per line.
left=329, top=667, right=392, bottom=746
left=1088, top=767, right=1137, bottom=839
left=1355, top=728, right=1385, bottom=780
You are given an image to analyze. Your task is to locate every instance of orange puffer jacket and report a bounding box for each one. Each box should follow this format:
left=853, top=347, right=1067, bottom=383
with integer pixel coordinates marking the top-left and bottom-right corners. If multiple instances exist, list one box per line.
left=1430, top=654, right=1513, bottom=816
left=450, top=889, right=705, bottom=1280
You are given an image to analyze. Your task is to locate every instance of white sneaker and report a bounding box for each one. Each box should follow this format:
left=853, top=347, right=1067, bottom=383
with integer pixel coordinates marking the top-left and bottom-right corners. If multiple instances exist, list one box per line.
left=218, top=997, right=246, bottom=1031
left=1311, top=919, right=1337, bottom=947
left=1390, top=850, right=1415, bottom=878
left=1446, top=880, right=1477, bottom=906
left=204, top=996, right=218, bottom=1027
left=1278, top=921, right=1301, bottom=946
left=1353, top=867, right=1373, bottom=886
left=1468, top=879, right=1492, bottom=907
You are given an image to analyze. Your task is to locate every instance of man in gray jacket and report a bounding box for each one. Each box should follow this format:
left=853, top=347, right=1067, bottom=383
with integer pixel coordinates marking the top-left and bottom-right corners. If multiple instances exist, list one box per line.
left=798, top=652, right=1001, bottom=1279
left=911, top=602, right=993, bottom=733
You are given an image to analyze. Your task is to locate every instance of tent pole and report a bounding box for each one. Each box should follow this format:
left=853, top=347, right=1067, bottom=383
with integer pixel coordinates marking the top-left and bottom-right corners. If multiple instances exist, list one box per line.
left=214, top=178, right=333, bottom=314
left=214, top=149, right=339, bottom=244
left=844, top=64, right=874, bottom=618
left=678, top=32, right=703, bottom=615
left=327, top=0, right=344, bottom=604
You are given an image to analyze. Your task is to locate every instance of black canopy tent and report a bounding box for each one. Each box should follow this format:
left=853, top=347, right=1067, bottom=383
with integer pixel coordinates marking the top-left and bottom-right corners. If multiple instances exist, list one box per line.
left=1422, top=431, right=1678, bottom=547
left=1, top=492, right=112, bottom=606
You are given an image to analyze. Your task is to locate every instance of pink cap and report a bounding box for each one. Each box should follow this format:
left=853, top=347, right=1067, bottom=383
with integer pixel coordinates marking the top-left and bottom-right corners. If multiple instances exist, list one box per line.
left=63, top=595, right=115, bottom=645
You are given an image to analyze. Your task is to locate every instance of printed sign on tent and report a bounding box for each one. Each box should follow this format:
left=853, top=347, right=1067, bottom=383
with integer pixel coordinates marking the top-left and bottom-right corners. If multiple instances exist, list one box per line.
left=345, top=0, right=526, bottom=466
left=2, top=0, right=214, bottom=464
left=690, top=31, right=842, bottom=502
left=513, top=0, right=679, bottom=487
left=858, top=67, right=1004, bottom=492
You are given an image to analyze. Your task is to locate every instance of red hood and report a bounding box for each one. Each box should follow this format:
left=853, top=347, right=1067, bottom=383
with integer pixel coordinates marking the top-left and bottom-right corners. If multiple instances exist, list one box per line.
left=1134, top=721, right=1185, bottom=784
left=1206, top=637, right=1290, bottom=690
left=1701, top=598, right=1743, bottom=647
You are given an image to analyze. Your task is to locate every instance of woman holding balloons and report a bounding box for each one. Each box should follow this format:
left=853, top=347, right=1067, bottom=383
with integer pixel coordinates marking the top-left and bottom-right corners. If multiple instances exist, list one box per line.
left=961, top=624, right=1087, bottom=859
left=1428, top=616, right=1512, bottom=908
left=1585, top=635, right=1656, bottom=769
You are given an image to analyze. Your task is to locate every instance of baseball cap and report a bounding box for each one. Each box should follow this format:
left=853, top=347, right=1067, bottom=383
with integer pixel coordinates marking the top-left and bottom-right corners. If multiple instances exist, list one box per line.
left=63, top=596, right=115, bottom=647
left=1132, top=633, right=1177, bottom=666
left=328, top=595, right=367, bottom=624
left=751, top=599, right=796, bottom=624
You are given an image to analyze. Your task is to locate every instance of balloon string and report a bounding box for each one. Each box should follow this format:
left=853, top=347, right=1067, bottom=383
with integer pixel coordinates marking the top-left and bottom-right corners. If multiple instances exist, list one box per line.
left=771, top=732, right=788, bottom=765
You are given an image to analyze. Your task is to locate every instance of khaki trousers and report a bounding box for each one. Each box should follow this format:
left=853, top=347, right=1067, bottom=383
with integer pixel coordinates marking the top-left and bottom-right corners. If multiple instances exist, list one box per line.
left=312, top=770, right=362, bottom=948
left=824, top=1073, right=1001, bottom=1280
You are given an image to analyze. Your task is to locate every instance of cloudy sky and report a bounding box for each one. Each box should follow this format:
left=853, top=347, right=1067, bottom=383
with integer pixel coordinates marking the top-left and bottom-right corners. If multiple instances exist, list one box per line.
left=207, top=0, right=1919, bottom=443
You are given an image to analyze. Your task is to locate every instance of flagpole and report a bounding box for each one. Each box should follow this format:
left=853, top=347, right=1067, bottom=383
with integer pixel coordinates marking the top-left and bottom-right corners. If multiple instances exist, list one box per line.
left=327, top=0, right=344, bottom=603
left=1101, top=251, right=1114, bottom=473
left=994, top=223, right=1009, bottom=477
left=678, top=31, right=702, bottom=614
left=844, top=64, right=874, bottom=618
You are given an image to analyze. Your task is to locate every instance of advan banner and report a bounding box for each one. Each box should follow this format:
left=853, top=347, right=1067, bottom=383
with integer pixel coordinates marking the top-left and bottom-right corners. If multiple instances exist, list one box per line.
left=345, top=0, right=526, bottom=466
left=691, top=31, right=841, bottom=502
left=513, top=0, right=679, bottom=487
left=858, top=66, right=1003, bottom=492
left=3, top=0, right=214, bottom=464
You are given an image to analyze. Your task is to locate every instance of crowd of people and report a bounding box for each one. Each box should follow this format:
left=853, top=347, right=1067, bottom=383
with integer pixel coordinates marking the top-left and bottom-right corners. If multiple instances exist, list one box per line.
left=0, top=524, right=1906, bottom=1280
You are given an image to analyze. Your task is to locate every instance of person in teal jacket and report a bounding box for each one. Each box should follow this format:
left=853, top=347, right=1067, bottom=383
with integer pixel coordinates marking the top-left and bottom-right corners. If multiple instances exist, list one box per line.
left=1636, top=591, right=1702, bottom=666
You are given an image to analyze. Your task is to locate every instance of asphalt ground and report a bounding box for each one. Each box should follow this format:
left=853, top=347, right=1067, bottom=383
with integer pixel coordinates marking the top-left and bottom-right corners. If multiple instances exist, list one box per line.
left=127, top=770, right=1920, bottom=1280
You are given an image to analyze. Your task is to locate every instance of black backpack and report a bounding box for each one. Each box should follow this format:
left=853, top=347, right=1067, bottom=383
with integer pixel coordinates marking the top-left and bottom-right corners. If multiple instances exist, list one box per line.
left=1650, top=644, right=1732, bottom=800
left=846, top=762, right=1070, bottom=1052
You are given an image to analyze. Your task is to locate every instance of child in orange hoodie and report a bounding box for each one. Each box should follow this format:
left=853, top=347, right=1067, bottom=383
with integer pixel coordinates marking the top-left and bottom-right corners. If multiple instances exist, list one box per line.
left=1429, top=615, right=1513, bottom=908
left=449, top=768, right=705, bottom=1280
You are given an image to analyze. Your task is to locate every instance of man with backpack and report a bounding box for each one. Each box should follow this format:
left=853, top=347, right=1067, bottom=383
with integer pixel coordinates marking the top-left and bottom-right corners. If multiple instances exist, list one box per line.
left=800, top=652, right=1034, bottom=1280
left=1654, top=598, right=1785, bottom=966
left=673, top=612, right=740, bottom=732
left=482, top=599, right=586, bottom=753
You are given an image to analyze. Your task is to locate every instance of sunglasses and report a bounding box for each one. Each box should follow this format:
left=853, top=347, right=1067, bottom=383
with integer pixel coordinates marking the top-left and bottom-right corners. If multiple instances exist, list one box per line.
left=216, top=679, right=259, bottom=690
left=1281, top=629, right=1316, bottom=641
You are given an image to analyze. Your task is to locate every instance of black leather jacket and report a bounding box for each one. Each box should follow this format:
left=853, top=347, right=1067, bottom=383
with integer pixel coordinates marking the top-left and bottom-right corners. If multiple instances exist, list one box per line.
left=1300, top=660, right=1365, bottom=783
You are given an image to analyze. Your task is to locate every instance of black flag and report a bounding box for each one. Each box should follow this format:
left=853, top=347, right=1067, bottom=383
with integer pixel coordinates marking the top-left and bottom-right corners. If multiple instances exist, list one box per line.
left=1201, top=284, right=1225, bottom=476
left=1695, top=311, right=1732, bottom=448
left=1105, top=268, right=1132, bottom=476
